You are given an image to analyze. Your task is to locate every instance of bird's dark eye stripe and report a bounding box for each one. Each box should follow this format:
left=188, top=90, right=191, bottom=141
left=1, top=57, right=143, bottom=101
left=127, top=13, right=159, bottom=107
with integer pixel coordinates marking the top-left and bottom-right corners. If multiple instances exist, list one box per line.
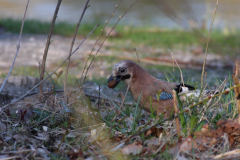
left=121, top=75, right=131, bottom=80
left=116, top=75, right=121, bottom=79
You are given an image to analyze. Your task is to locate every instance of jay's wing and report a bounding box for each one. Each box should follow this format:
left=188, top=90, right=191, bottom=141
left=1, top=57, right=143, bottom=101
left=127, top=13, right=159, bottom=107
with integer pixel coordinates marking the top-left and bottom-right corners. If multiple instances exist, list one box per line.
left=154, top=91, right=173, bottom=100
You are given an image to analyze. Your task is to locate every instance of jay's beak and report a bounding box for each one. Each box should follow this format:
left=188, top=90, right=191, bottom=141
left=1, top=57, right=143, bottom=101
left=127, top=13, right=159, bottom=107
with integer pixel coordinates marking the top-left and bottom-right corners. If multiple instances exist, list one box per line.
left=107, top=75, right=121, bottom=88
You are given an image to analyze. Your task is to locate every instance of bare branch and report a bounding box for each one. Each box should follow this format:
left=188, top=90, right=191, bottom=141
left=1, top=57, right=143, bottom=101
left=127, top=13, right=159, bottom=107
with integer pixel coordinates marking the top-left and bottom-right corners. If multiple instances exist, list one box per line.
left=200, top=0, right=219, bottom=90
left=64, top=0, right=90, bottom=103
left=172, top=90, right=181, bottom=137
left=39, top=0, right=62, bottom=101
left=0, top=0, right=30, bottom=93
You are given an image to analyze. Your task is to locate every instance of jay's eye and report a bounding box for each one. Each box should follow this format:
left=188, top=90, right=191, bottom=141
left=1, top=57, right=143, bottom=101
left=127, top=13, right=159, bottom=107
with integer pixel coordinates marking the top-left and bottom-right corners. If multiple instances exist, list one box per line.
left=120, top=69, right=125, bottom=73
left=119, top=67, right=126, bottom=73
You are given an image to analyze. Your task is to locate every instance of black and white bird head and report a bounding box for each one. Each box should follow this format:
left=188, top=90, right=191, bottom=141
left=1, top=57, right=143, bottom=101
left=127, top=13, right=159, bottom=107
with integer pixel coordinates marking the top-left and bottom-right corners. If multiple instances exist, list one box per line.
left=108, top=60, right=137, bottom=88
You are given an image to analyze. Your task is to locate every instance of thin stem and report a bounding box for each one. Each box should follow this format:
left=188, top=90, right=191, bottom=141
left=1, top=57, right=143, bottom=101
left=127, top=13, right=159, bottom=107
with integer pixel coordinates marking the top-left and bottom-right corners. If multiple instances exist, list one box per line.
left=39, top=0, right=62, bottom=101
left=111, top=82, right=131, bottom=123
left=200, top=0, right=219, bottom=90
left=0, top=0, right=30, bottom=93
left=168, top=49, right=184, bottom=86
left=172, top=90, right=181, bottom=137
left=64, top=0, right=90, bottom=103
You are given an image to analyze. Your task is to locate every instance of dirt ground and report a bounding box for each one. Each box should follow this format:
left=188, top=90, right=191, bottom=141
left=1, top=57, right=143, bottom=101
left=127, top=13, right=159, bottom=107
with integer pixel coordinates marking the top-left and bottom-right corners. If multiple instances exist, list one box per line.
left=0, top=32, right=232, bottom=71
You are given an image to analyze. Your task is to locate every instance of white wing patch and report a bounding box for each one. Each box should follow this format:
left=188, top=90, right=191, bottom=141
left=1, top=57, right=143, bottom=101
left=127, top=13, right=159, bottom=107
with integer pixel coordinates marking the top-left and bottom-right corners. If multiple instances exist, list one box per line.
left=181, top=87, right=189, bottom=92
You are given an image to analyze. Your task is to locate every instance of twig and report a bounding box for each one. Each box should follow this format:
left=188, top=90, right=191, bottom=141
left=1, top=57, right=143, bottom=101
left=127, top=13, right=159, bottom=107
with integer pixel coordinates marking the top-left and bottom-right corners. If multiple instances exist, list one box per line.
left=64, top=0, right=90, bottom=103
left=232, top=60, right=240, bottom=123
left=172, top=90, right=181, bottom=137
left=134, top=48, right=140, bottom=63
left=111, top=82, right=131, bottom=123
left=79, top=0, right=124, bottom=85
left=0, top=0, right=30, bottom=93
left=83, top=0, right=140, bottom=84
left=200, top=0, right=219, bottom=90
left=98, top=84, right=101, bottom=109
left=0, top=149, right=35, bottom=154
left=0, top=156, right=21, bottom=160
left=39, top=0, right=62, bottom=101
left=1, top=24, right=99, bottom=109
left=211, top=149, right=240, bottom=159
left=168, top=49, right=184, bottom=86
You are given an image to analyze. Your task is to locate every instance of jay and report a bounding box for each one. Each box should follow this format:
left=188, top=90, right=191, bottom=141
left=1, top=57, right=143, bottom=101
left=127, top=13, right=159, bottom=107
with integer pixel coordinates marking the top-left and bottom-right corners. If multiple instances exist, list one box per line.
left=107, top=60, right=195, bottom=118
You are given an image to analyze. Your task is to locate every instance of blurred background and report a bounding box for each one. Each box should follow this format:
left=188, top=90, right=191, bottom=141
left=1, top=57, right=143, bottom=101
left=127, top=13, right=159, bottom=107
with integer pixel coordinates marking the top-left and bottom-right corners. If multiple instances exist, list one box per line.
left=0, top=0, right=240, bottom=89
left=1, top=0, right=240, bottom=29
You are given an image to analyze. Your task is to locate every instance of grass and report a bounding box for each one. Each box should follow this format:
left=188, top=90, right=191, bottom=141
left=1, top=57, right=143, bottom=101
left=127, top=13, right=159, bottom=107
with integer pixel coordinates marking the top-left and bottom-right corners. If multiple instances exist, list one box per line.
left=1, top=18, right=240, bottom=55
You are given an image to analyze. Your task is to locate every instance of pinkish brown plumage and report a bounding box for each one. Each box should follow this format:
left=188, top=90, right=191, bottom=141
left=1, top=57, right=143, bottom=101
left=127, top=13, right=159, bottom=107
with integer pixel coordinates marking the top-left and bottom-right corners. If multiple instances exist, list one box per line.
left=108, top=60, right=195, bottom=118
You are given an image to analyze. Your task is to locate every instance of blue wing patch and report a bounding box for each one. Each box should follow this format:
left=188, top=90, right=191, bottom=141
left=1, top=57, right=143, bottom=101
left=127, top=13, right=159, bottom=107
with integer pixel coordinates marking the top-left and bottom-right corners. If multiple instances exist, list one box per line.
left=154, top=91, right=173, bottom=100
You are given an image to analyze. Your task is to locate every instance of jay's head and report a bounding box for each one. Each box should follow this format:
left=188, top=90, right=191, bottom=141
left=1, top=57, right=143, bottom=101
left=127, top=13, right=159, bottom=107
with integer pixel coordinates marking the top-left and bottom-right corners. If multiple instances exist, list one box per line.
left=108, top=60, right=135, bottom=88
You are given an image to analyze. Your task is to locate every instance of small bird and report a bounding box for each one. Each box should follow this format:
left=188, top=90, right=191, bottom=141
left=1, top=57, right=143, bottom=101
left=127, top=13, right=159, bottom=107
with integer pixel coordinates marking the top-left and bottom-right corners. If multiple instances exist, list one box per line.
left=107, top=60, right=195, bottom=118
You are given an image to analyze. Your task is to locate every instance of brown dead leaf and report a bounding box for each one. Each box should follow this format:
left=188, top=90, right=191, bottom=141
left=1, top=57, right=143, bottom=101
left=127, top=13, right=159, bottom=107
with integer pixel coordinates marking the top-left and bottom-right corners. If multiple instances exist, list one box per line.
left=179, top=136, right=197, bottom=153
left=195, top=135, right=218, bottom=151
left=228, top=134, right=235, bottom=147
left=217, top=120, right=240, bottom=136
left=144, top=137, right=160, bottom=151
left=169, top=137, right=183, bottom=156
left=133, top=139, right=143, bottom=146
left=112, top=134, right=127, bottom=142
left=193, top=126, right=222, bottom=151
left=141, top=147, right=154, bottom=156
left=194, top=128, right=223, bottom=139
left=67, top=148, right=83, bottom=160
left=201, top=124, right=209, bottom=132
left=122, top=144, right=143, bottom=155
left=217, top=120, right=240, bottom=147
left=144, top=127, right=163, bottom=137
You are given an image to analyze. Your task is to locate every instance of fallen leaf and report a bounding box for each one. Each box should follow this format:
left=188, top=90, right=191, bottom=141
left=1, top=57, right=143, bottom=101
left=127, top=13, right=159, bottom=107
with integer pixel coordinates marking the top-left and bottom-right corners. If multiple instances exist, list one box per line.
left=141, top=147, right=154, bottom=156
left=179, top=136, right=197, bottom=153
left=35, top=132, right=49, bottom=142
left=122, top=144, right=143, bottom=155
left=43, top=126, right=48, bottom=132
left=144, top=127, right=163, bottom=137
left=112, top=133, right=126, bottom=142
left=0, top=121, right=6, bottom=132
left=54, top=141, right=66, bottom=150
left=67, top=148, right=83, bottom=160
left=201, top=124, right=209, bottom=132
left=144, top=137, right=160, bottom=151
left=217, top=120, right=240, bottom=136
